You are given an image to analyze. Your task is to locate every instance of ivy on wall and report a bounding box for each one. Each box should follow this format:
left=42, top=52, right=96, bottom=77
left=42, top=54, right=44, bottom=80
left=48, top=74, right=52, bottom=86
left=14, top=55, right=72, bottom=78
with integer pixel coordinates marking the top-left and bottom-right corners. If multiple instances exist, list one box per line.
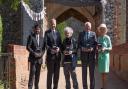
left=0, top=0, right=29, bottom=10
left=0, top=16, right=3, bottom=52
left=56, top=21, right=68, bottom=41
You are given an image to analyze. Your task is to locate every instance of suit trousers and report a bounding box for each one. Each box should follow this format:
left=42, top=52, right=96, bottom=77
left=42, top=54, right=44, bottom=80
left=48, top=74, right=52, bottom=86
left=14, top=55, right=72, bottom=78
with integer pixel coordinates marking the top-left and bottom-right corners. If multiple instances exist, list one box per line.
left=28, top=62, right=41, bottom=89
left=82, top=61, right=95, bottom=89
left=63, top=63, right=78, bottom=89
left=47, top=59, right=60, bottom=89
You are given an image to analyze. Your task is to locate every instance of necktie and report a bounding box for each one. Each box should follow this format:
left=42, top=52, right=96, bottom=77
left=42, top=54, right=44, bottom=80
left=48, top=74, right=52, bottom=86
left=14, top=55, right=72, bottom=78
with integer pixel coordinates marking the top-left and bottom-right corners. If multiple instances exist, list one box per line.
left=87, top=32, right=88, bottom=40
left=53, top=30, right=57, bottom=40
left=84, top=32, right=88, bottom=40
left=36, top=35, right=39, bottom=46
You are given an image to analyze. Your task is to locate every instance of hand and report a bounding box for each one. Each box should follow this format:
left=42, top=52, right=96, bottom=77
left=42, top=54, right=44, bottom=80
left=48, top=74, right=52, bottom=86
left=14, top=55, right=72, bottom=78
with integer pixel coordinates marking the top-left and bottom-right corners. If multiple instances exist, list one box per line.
left=81, top=47, right=92, bottom=52
left=34, top=52, right=42, bottom=58
left=101, top=47, right=106, bottom=52
left=64, top=51, right=69, bottom=55
left=64, top=50, right=72, bottom=55
left=51, top=49, right=56, bottom=54
left=88, top=48, right=93, bottom=52
left=69, top=51, right=73, bottom=55
left=56, top=47, right=60, bottom=52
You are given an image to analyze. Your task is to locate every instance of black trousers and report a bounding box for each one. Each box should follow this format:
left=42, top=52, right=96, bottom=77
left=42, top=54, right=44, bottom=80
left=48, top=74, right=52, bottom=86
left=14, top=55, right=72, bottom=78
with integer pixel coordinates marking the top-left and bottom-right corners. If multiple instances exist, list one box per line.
left=63, top=63, right=78, bottom=89
left=47, top=59, right=60, bottom=89
left=28, top=62, right=41, bottom=89
left=82, top=61, right=95, bottom=89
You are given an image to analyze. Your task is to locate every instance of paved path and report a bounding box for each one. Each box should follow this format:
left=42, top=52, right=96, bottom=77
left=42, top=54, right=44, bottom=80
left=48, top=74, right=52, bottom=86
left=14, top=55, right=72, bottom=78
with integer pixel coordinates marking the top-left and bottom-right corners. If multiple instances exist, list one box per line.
left=37, top=67, right=128, bottom=89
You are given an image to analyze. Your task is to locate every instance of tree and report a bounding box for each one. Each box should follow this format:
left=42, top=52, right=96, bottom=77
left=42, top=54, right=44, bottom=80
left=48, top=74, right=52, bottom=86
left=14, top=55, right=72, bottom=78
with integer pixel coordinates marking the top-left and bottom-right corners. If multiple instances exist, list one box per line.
left=57, top=22, right=68, bottom=41
left=0, top=0, right=29, bottom=10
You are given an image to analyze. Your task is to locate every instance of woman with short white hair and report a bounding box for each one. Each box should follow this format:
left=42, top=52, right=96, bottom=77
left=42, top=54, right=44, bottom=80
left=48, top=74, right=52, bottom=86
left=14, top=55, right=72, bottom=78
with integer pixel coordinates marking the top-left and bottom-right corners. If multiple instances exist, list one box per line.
left=97, top=24, right=112, bottom=89
left=62, top=27, right=79, bottom=89
left=64, top=27, right=73, bottom=37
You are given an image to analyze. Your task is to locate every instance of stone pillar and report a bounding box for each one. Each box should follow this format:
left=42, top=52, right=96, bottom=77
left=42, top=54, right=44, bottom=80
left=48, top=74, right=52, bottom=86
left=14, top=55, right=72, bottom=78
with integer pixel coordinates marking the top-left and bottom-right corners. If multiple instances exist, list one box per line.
left=8, top=44, right=29, bottom=89
left=100, top=0, right=107, bottom=23
left=112, top=0, right=126, bottom=45
left=100, top=0, right=115, bottom=43
left=22, top=0, right=44, bottom=45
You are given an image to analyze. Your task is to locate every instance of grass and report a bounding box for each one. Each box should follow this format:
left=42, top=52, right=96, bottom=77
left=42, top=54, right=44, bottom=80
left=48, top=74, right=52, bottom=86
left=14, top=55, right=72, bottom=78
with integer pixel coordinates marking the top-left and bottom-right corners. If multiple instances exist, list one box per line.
left=77, top=60, right=81, bottom=64
left=0, top=80, right=4, bottom=89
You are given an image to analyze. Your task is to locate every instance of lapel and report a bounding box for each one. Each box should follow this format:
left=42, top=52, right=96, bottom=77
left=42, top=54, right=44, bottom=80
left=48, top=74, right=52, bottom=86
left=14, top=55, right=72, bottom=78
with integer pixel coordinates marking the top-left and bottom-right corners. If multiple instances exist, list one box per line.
left=33, top=34, right=39, bottom=47
left=49, top=29, right=54, bottom=42
left=33, top=34, right=43, bottom=47
left=82, top=31, right=85, bottom=41
left=39, top=35, right=44, bottom=47
left=50, top=29, right=58, bottom=43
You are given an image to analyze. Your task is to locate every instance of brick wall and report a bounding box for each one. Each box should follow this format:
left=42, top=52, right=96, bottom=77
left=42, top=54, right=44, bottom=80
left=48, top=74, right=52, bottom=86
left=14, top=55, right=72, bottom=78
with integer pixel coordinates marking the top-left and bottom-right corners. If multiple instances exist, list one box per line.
left=6, top=42, right=128, bottom=89
left=110, top=43, right=128, bottom=82
left=8, top=44, right=29, bottom=89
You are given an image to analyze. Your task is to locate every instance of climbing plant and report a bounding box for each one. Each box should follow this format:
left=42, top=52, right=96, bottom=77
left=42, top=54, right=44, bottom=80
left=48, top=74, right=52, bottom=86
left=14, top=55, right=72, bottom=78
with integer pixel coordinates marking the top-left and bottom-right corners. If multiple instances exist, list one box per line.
left=0, top=0, right=29, bottom=10
left=0, top=16, right=2, bottom=52
left=56, top=22, right=68, bottom=41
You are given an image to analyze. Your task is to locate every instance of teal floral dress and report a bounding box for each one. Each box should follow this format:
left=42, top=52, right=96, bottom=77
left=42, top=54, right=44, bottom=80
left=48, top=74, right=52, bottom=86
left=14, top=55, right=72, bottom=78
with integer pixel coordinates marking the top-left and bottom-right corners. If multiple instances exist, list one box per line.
left=98, top=35, right=112, bottom=73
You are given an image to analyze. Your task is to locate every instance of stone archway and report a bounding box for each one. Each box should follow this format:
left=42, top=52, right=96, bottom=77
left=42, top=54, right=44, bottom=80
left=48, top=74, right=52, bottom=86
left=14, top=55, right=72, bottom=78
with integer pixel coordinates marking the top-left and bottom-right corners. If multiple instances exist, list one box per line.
left=55, top=8, right=90, bottom=40
left=46, top=3, right=98, bottom=31
left=56, top=8, right=89, bottom=24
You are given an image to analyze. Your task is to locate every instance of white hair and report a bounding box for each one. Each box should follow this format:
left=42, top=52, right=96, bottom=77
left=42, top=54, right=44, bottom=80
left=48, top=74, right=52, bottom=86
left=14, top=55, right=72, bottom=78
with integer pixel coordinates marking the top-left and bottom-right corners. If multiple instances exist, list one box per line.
left=85, top=22, right=91, bottom=28
left=64, top=27, right=73, bottom=34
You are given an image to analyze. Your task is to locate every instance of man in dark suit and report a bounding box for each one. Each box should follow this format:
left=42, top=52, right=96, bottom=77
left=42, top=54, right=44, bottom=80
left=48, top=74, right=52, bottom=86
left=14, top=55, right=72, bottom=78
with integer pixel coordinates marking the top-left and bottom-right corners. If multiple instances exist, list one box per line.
left=78, top=22, right=97, bottom=89
left=27, top=24, right=45, bottom=89
left=44, top=18, right=62, bottom=89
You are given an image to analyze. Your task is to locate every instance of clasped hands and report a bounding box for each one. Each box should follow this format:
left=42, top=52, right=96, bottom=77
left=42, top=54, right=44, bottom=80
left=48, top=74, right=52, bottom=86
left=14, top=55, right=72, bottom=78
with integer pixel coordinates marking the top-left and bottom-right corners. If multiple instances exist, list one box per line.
left=98, top=47, right=107, bottom=52
left=51, top=47, right=60, bottom=54
left=34, top=52, right=42, bottom=58
left=81, top=47, right=93, bottom=52
left=64, top=50, right=73, bottom=55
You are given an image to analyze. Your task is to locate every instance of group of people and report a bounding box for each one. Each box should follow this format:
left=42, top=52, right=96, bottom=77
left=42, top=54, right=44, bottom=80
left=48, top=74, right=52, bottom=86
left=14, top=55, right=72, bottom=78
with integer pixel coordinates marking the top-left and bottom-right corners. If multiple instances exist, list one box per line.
left=26, top=18, right=112, bottom=89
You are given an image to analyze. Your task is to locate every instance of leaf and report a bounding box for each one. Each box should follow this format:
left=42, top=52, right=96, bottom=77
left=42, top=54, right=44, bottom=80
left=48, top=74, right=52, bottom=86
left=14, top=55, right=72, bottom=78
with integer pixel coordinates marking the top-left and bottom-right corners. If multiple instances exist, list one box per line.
left=0, top=0, right=30, bottom=10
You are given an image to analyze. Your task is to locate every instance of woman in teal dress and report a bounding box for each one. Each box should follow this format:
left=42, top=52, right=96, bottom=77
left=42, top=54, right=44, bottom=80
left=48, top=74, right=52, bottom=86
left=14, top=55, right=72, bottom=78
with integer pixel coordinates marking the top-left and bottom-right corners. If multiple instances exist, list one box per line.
left=97, top=24, right=112, bottom=89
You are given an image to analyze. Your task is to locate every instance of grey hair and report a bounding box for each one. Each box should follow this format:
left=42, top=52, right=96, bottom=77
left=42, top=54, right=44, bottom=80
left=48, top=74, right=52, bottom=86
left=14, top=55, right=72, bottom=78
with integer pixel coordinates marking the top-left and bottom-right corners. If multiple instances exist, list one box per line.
left=64, top=27, right=73, bottom=34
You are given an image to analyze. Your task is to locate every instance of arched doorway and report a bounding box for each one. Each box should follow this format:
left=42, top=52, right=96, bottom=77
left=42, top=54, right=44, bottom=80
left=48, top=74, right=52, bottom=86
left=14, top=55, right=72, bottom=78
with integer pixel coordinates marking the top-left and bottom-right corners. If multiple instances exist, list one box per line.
left=56, top=8, right=88, bottom=24
left=56, top=8, right=89, bottom=40
left=46, top=2, right=102, bottom=40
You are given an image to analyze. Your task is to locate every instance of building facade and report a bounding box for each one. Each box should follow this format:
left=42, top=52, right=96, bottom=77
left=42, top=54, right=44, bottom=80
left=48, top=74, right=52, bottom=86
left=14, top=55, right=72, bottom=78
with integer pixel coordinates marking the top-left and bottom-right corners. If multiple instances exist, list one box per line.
left=1, top=0, right=127, bottom=50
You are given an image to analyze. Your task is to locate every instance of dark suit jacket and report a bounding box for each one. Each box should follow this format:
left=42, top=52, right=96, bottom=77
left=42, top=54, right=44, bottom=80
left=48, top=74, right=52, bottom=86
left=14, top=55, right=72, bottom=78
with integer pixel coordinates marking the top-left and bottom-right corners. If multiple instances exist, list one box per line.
left=62, top=37, right=77, bottom=55
left=78, top=31, right=97, bottom=64
left=26, top=33, right=45, bottom=64
left=62, top=37, right=77, bottom=67
left=44, top=29, right=62, bottom=61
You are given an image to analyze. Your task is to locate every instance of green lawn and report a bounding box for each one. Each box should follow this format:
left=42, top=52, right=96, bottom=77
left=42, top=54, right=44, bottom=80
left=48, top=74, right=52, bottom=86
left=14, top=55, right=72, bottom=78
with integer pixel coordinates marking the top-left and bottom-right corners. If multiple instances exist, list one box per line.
left=0, top=80, right=4, bottom=89
left=77, top=60, right=81, bottom=64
